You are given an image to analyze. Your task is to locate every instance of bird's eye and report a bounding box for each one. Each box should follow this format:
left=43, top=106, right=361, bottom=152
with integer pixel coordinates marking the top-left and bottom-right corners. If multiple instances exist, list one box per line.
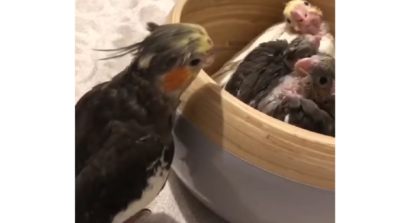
left=319, top=76, right=328, bottom=85
left=286, top=18, right=291, bottom=23
left=189, top=58, right=202, bottom=67
left=304, top=1, right=310, bottom=6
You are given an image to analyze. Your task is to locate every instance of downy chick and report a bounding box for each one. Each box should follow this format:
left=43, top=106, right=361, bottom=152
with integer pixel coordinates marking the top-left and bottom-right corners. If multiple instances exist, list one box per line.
left=283, top=0, right=335, bottom=56
left=265, top=53, right=336, bottom=136
left=284, top=0, right=326, bottom=36
left=75, top=22, right=214, bottom=223
left=224, top=34, right=320, bottom=105
left=212, top=0, right=334, bottom=88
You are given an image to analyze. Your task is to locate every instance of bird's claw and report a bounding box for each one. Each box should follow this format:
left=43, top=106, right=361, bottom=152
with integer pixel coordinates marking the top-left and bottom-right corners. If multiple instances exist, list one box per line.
left=281, top=95, right=320, bottom=112
left=281, top=96, right=301, bottom=109
left=299, top=98, right=319, bottom=115
left=299, top=98, right=332, bottom=123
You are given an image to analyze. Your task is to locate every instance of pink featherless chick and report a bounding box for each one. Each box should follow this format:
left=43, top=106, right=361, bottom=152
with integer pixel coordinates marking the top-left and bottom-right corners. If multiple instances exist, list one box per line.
left=283, top=0, right=328, bottom=36
left=282, top=0, right=334, bottom=57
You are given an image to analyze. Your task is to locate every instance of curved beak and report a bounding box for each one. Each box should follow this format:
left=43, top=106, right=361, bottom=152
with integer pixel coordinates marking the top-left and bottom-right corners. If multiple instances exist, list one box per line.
left=291, top=6, right=308, bottom=23
left=294, top=56, right=320, bottom=77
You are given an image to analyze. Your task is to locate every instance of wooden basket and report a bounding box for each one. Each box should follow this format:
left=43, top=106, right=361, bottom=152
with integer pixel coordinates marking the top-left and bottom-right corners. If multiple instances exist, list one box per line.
left=167, top=0, right=335, bottom=190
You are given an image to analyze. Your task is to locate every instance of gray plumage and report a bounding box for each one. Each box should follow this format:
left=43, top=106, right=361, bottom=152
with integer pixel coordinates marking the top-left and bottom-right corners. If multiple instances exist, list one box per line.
left=76, top=22, right=214, bottom=223
left=224, top=34, right=335, bottom=136
left=261, top=53, right=335, bottom=136
left=225, top=35, right=320, bottom=105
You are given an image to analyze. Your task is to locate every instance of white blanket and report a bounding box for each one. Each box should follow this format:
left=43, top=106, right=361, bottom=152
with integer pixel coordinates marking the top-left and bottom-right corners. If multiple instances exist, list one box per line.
left=75, top=0, right=227, bottom=222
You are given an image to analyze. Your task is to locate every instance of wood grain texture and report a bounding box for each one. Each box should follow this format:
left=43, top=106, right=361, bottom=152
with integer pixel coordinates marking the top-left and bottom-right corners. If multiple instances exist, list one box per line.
left=167, top=0, right=335, bottom=190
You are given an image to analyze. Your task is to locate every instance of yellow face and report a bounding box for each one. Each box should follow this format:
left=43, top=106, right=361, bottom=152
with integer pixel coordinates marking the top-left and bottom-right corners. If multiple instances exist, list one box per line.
left=172, top=23, right=214, bottom=55
left=160, top=23, right=215, bottom=95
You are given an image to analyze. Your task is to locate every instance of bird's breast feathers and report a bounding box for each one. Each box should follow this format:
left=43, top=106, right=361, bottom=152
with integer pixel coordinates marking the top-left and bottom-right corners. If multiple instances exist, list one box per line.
left=110, top=153, right=170, bottom=223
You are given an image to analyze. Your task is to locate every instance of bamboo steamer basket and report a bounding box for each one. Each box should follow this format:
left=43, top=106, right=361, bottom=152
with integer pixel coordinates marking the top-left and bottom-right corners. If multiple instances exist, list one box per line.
left=167, top=0, right=335, bottom=223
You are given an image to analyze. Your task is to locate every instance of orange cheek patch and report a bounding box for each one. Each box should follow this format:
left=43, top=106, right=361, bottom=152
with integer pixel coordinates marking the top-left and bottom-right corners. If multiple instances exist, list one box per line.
left=162, top=68, right=191, bottom=92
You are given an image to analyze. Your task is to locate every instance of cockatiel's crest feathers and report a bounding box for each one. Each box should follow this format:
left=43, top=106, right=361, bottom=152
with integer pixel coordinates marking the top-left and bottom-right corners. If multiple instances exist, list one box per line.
left=94, top=23, right=214, bottom=95
left=95, top=23, right=214, bottom=70
left=94, top=43, right=140, bottom=61
left=146, top=22, right=160, bottom=32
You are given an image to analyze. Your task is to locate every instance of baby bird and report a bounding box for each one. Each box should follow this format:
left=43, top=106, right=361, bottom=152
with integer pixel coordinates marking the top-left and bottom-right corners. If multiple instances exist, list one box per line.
left=283, top=0, right=326, bottom=36
left=212, top=0, right=334, bottom=88
left=224, top=34, right=320, bottom=105
left=283, top=0, right=335, bottom=56
left=262, top=53, right=336, bottom=136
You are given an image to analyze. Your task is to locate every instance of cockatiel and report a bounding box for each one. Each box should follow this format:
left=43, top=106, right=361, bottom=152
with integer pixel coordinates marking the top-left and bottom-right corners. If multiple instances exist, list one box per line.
left=212, top=0, right=334, bottom=87
left=264, top=53, right=336, bottom=136
left=224, top=34, right=321, bottom=104
left=283, top=0, right=325, bottom=36
left=283, top=0, right=334, bottom=56
left=75, top=22, right=214, bottom=223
